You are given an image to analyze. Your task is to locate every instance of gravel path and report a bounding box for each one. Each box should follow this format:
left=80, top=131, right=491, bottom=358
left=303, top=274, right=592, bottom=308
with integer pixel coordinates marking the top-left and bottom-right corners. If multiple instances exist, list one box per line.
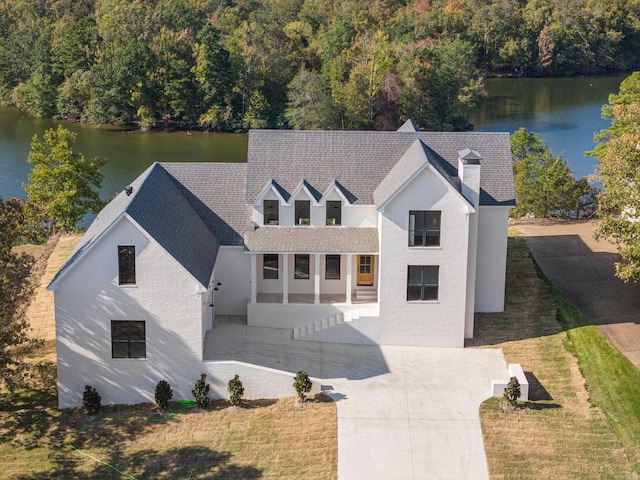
left=515, top=219, right=640, bottom=370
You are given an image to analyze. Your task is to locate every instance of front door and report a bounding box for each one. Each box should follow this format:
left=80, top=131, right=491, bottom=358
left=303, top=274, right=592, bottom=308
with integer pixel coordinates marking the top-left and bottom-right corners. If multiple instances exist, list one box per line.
left=357, top=255, right=374, bottom=286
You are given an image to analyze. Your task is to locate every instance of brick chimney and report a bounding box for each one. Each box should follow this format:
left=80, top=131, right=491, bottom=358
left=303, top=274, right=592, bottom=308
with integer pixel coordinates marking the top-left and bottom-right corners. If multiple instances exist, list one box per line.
left=458, top=148, right=482, bottom=207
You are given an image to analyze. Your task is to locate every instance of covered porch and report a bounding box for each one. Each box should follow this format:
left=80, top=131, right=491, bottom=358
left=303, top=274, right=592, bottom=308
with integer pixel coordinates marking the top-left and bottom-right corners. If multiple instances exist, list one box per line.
left=244, top=227, right=380, bottom=306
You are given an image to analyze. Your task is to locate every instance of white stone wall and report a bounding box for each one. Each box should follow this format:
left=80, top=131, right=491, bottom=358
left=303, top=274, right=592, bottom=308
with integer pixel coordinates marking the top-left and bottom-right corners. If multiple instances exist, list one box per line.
left=54, top=217, right=208, bottom=407
left=377, top=168, right=470, bottom=347
left=475, top=206, right=510, bottom=312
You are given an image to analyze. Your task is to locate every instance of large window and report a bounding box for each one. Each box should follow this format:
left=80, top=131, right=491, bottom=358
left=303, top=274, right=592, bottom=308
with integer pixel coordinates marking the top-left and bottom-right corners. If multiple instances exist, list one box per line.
left=409, top=211, right=441, bottom=247
left=326, top=201, right=342, bottom=225
left=407, top=266, right=439, bottom=301
left=118, top=246, right=136, bottom=285
left=295, top=200, right=310, bottom=225
left=263, top=254, right=278, bottom=279
left=111, top=321, right=146, bottom=358
left=264, top=200, right=279, bottom=225
left=294, top=254, right=310, bottom=279
left=325, top=255, right=341, bottom=279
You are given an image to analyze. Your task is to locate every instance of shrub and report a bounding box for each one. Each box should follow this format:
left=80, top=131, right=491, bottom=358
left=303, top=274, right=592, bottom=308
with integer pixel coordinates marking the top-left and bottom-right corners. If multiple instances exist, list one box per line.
left=192, top=373, right=211, bottom=409
left=228, top=374, right=244, bottom=407
left=83, top=385, right=102, bottom=415
left=293, top=371, right=312, bottom=402
left=504, top=376, right=521, bottom=407
left=155, top=379, right=173, bottom=411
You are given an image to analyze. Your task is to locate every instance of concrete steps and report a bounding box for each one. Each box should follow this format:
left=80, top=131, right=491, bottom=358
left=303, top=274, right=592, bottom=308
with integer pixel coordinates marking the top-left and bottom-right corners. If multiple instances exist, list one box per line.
left=355, top=287, right=377, bottom=302
left=293, top=311, right=360, bottom=340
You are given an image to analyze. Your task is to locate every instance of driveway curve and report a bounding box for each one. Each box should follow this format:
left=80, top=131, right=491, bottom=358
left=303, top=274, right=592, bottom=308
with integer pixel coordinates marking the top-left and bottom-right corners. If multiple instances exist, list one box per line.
left=515, top=219, right=640, bottom=369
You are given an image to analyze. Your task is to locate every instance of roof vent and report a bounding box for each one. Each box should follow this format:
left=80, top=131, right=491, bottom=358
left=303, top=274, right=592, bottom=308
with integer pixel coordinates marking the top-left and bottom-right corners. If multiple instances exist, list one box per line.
left=124, top=186, right=133, bottom=196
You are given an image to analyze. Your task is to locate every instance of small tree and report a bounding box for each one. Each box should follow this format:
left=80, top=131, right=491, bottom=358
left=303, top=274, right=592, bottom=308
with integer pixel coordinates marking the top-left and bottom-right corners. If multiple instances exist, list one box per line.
left=24, top=125, right=105, bottom=233
left=228, top=374, right=244, bottom=407
left=155, top=379, right=173, bottom=411
left=293, top=371, right=312, bottom=402
left=192, top=373, right=211, bottom=409
left=83, top=385, right=102, bottom=415
left=503, top=376, right=521, bottom=407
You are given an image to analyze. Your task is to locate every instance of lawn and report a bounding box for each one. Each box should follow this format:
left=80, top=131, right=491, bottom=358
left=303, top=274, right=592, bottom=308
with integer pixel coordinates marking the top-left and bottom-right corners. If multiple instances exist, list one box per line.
left=472, top=229, right=639, bottom=479
left=1, top=235, right=338, bottom=480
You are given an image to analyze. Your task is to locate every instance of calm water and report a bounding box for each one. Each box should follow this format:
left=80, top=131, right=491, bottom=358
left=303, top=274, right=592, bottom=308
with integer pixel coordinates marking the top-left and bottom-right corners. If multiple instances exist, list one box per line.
left=0, top=73, right=627, bottom=208
left=467, top=74, right=627, bottom=179
left=0, top=107, right=248, bottom=203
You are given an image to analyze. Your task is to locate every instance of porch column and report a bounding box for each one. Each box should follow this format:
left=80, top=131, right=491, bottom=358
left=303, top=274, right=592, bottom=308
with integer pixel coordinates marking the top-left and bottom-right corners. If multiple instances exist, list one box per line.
left=282, top=254, right=289, bottom=304
left=250, top=253, right=257, bottom=304
left=314, top=254, right=321, bottom=304
left=346, top=253, right=352, bottom=304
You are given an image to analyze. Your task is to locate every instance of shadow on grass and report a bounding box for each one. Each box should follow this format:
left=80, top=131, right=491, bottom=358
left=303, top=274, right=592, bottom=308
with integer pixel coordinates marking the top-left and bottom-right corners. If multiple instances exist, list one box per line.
left=521, top=402, right=561, bottom=411
left=525, top=371, right=553, bottom=401
left=15, top=446, right=262, bottom=480
left=468, top=236, right=564, bottom=347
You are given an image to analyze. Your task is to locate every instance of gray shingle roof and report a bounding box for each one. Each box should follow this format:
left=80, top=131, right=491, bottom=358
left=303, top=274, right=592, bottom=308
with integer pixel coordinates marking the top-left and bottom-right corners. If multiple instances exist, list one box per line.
left=50, top=163, right=222, bottom=289
left=373, top=139, right=467, bottom=208
left=245, top=227, right=379, bottom=253
left=246, top=130, right=515, bottom=207
left=161, top=162, right=252, bottom=246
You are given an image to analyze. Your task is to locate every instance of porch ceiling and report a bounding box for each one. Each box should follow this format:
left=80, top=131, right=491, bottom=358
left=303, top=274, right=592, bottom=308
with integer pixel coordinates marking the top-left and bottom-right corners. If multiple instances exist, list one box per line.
left=245, top=227, right=379, bottom=253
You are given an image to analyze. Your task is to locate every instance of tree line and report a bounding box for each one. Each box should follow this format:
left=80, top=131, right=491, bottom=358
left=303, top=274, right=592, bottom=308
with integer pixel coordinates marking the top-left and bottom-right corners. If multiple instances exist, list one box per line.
left=1, top=0, right=639, bottom=132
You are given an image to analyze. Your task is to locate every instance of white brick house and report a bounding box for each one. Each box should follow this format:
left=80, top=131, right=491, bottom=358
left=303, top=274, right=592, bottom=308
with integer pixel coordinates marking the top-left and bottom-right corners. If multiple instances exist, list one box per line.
left=48, top=121, right=515, bottom=407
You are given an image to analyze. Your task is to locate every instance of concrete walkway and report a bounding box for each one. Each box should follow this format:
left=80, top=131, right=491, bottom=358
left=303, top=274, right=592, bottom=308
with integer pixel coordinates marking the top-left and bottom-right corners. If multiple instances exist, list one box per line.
left=206, top=318, right=509, bottom=479
left=516, top=220, right=640, bottom=369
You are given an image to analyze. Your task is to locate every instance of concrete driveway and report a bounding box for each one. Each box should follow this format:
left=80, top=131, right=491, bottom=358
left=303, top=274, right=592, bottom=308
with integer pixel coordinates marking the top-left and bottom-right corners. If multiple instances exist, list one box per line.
left=321, top=345, right=508, bottom=480
left=516, top=220, right=640, bottom=369
left=206, top=319, right=509, bottom=479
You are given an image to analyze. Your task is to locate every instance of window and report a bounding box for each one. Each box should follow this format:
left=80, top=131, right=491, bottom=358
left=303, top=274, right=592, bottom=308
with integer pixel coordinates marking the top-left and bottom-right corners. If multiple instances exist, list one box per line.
left=295, top=200, right=310, bottom=225
left=325, top=255, right=341, bottom=279
left=263, top=254, right=278, bottom=279
left=118, top=246, right=136, bottom=285
left=111, top=321, right=146, bottom=358
left=264, top=200, right=279, bottom=225
left=409, top=211, right=441, bottom=246
left=294, top=254, right=310, bottom=279
left=407, top=266, right=439, bottom=301
left=326, top=201, right=342, bottom=225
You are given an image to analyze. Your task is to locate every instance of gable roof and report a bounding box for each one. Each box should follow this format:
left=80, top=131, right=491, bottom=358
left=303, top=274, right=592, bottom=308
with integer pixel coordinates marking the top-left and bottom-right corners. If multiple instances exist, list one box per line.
left=49, top=162, right=251, bottom=291
left=373, top=139, right=467, bottom=208
left=246, top=130, right=515, bottom=207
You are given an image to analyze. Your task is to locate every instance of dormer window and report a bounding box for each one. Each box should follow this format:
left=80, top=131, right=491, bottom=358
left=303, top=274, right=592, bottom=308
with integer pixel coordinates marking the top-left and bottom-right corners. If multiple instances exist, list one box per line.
left=264, top=199, right=279, bottom=225
left=326, top=201, right=342, bottom=225
left=295, top=200, right=310, bottom=225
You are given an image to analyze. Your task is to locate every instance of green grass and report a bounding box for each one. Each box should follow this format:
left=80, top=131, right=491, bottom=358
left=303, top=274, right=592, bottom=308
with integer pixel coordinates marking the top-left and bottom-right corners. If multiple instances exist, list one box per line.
left=542, top=264, right=640, bottom=474
left=474, top=229, right=636, bottom=479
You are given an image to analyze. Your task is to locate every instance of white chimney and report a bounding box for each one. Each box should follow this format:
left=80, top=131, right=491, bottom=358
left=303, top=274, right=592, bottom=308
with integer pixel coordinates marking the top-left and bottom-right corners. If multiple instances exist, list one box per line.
left=458, top=148, right=482, bottom=207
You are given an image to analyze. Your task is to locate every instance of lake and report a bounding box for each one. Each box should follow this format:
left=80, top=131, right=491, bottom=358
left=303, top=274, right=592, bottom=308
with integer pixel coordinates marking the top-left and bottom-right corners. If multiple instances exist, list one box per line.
left=467, top=74, right=627, bottom=179
left=0, top=73, right=627, bottom=207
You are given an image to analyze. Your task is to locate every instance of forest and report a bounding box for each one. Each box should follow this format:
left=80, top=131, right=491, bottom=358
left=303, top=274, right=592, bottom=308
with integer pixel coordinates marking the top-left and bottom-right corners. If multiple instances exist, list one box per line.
left=1, top=0, right=639, bottom=132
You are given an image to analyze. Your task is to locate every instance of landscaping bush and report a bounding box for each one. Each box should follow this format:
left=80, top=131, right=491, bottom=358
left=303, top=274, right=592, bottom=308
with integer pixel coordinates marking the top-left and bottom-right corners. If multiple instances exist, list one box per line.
left=293, top=371, right=312, bottom=402
left=504, top=376, right=521, bottom=407
left=192, top=373, right=211, bottom=409
left=155, top=379, right=173, bottom=411
left=82, top=385, right=101, bottom=415
left=228, top=374, right=244, bottom=407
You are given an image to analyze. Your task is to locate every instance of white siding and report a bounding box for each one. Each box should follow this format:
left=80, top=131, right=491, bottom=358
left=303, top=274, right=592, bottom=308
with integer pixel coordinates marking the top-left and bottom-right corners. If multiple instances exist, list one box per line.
left=54, top=217, right=206, bottom=408
left=377, top=168, right=470, bottom=347
left=475, top=206, right=510, bottom=312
